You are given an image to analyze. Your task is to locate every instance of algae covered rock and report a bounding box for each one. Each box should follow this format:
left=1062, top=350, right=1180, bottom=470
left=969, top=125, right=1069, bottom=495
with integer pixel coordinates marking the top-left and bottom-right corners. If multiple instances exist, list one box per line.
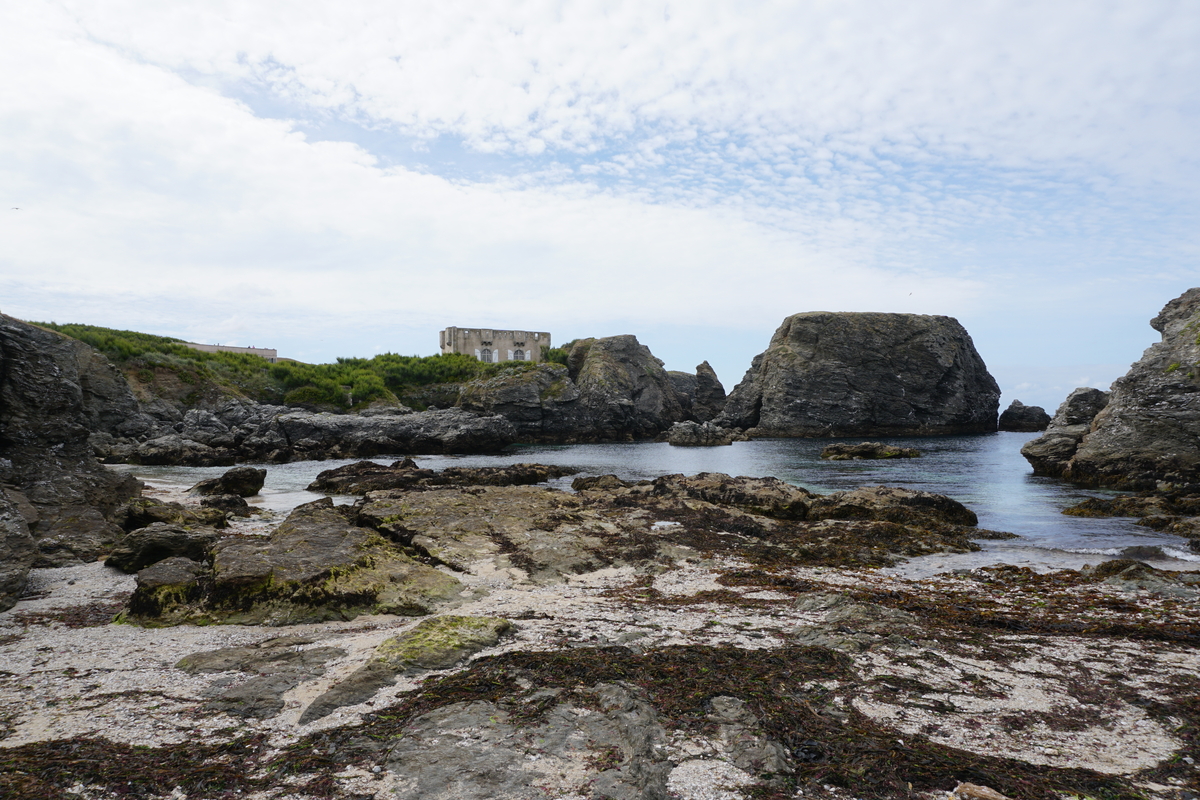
left=716, top=311, right=1000, bottom=437
left=125, top=498, right=464, bottom=626
left=666, top=421, right=737, bottom=447
left=820, top=442, right=920, bottom=460
left=113, top=497, right=228, bottom=532
left=104, top=522, right=221, bottom=573
left=308, top=459, right=576, bottom=494
left=190, top=465, right=266, bottom=497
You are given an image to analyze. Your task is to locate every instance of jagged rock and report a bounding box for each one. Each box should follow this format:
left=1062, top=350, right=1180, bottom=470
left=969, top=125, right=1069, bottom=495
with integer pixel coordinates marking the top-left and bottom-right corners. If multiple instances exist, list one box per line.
left=274, top=407, right=516, bottom=459
left=200, top=494, right=252, bottom=516
left=646, top=473, right=816, bottom=520
left=715, top=312, right=1000, bottom=436
left=113, top=497, right=228, bottom=532
left=125, top=498, right=464, bottom=626
left=133, top=434, right=235, bottom=467
left=307, top=460, right=577, bottom=495
left=692, top=361, right=727, bottom=422
left=1045, top=288, right=1200, bottom=488
left=820, top=442, right=920, bottom=460
left=0, top=495, right=36, bottom=611
left=458, top=336, right=687, bottom=442
left=667, top=371, right=697, bottom=413
left=0, top=314, right=141, bottom=566
left=571, top=474, right=635, bottom=491
left=104, top=523, right=221, bottom=573
left=1020, top=388, right=1111, bottom=477
left=807, top=486, right=979, bottom=526
left=190, top=466, right=266, bottom=497
left=666, top=421, right=737, bottom=447
left=997, top=400, right=1051, bottom=432
left=300, top=616, right=513, bottom=723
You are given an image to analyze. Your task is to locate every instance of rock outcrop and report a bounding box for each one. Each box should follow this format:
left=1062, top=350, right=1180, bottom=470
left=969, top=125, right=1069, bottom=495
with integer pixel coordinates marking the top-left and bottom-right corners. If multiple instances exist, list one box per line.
left=458, top=335, right=687, bottom=442
left=0, top=495, right=35, bottom=611
left=0, top=314, right=141, bottom=568
left=126, top=498, right=464, bottom=625
left=307, top=459, right=577, bottom=494
left=1035, top=288, right=1200, bottom=489
left=997, top=400, right=1051, bottom=432
left=716, top=312, right=1000, bottom=437
left=820, top=442, right=920, bottom=460
left=692, top=360, right=727, bottom=421
left=666, top=421, right=737, bottom=447
left=1019, top=388, right=1110, bottom=477
left=190, top=466, right=266, bottom=497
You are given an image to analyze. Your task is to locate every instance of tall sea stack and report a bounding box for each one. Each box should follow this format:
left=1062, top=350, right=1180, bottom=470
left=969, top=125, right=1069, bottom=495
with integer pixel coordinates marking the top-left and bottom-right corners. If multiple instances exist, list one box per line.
left=716, top=312, right=1000, bottom=437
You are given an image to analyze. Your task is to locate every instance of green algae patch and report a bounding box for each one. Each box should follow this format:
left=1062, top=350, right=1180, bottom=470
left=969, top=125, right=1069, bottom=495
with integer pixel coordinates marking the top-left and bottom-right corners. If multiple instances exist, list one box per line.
left=376, top=614, right=513, bottom=671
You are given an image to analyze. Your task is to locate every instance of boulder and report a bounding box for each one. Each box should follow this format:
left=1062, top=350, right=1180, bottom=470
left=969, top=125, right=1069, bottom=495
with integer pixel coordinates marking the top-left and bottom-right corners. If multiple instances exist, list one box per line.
left=0, top=495, right=36, bottom=611
left=113, top=497, right=228, bottom=532
left=1049, top=288, right=1200, bottom=488
left=715, top=312, right=1000, bottom=437
left=997, top=400, right=1051, bottom=432
left=190, top=466, right=266, bottom=497
left=200, top=494, right=252, bottom=516
left=806, top=485, right=979, bottom=526
left=820, top=442, right=920, bottom=460
left=133, top=434, right=235, bottom=467
left=1019, top=388, right=1110, bottom=477
left=458, top=335, right=687, bottom=442
left=104, top=522, right=221, bottom=573
left=646, top=473, right=816, bottom=520
left=125, top=498, right=464, bottom=626
left=666, top=421, right=737, bottom=447
left=0, top=314, right=141, bottom=566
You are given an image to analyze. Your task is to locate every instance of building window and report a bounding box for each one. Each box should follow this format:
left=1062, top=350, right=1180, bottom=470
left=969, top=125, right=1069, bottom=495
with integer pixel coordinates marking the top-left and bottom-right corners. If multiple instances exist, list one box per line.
left=514, top=349, right=525, bottom=361
left=480, top=348, right=493, bottom=363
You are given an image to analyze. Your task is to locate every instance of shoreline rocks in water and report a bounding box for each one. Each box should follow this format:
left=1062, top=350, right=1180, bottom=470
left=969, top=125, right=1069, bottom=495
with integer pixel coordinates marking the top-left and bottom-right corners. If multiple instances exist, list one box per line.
left=997, top=399, right=1051, bottom=432
left=307, top=460, right=579, bottom=494
left=820, top=442, right=921, bottom=460
left=666, top=420, right=739, bottom=447
left=715, top=311, right=1001, bottom=437
left=1022, top=287, right=1200, bottom=489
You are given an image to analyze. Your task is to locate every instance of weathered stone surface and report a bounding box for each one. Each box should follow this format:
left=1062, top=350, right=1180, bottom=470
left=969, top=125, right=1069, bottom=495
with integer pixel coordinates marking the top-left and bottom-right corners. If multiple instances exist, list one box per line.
left=997, top=400, right=1051, bottom=432
left=666, top=371, right=697, bottom=413
left=190, top=466, right=266, bottom=497
left=643, top=473, right=816, bottom=520
left=125, top=498, right=464, bottom=626
left=806, top=485, right=979, bottom=526
left=692, top=361, right=727, bottom=422
left=1020, top=388, right=1111, bottom=477
left=716, top=312, right=1000, bottom=437
left=200, top=493, right=251, bottom=516
left=666, top=421, right=737, bottom=447
left=458, top=335, right=687, bottom=442
left=113, top=497, right=228, bottom=532
left=384, top=682, right=672, bottom=800
left=104, top=523, right=221, bottom=573
left=1039, top=288, right=1200, bottom=488
left=0, top=495, right=35, bottom=612
left=307, top=459, right=577, bottom=495
left=820, top=442, right=920, bottom=460
left=133, top=434, right=235, bottom=467
left=300, top=615, right=513, bottom=723
left=0, top=314, right=141, bottom=566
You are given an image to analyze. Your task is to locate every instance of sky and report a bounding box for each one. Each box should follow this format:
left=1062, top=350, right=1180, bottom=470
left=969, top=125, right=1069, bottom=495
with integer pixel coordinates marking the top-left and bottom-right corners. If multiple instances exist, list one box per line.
left=1, top=1, right=1197, bottom=412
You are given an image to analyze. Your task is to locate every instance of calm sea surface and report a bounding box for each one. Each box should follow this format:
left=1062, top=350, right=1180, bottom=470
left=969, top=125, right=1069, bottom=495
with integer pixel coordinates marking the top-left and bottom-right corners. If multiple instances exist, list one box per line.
left=113, top=432, right=1199, bottom=577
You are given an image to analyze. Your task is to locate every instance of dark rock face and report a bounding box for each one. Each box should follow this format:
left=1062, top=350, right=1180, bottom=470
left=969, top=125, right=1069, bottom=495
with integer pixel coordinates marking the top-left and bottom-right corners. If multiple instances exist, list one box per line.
left=307, top=459, right=577, bottom=494
left=716, top=312, right=1000, bottom=437
left=0, top=495, right=35, bottom=611
left=458, top=335, right=687, bottom=442
left=997, top=400, right=1051, bottom=432
left=190, top=466, right=266, bottom=497
left=666, top=421, right=736, bottom=447
left=0, top=315, right=141, bottom=567
left=200, top=494, right=251, bottom=516
left=1019, top=388, right=1110, bottom=477
left=113, top=497, right=228, bottom=532
left=126, top=498, right=464, bottom=626
left=1052, top=288, right=1200, bottom=489
left=692, top=361, right=727, bottom=421
left=104, top=523, right=221, bottom=573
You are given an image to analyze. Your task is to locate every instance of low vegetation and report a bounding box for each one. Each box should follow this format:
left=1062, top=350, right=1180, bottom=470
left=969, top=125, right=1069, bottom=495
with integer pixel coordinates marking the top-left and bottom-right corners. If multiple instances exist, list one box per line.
left=34, top=322, right=511, bottom=411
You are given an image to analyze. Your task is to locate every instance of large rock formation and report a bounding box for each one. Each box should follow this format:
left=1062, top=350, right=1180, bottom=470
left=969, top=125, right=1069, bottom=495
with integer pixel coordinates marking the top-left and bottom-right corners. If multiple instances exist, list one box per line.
left=997, top=400, right=1051, bottom=432
left=0, top=314, right=141, bottom=568
left=0, top=495, right=35, bottom=611
left=1019, top=388, right=1110, bottom=478
left=716, top=312, right=1000, bottom=437
left=668, top=361, right=727, bottom=422
left=1023, top=288, right=1200, bottom=488
left=458, top=335, right=687, bottom=442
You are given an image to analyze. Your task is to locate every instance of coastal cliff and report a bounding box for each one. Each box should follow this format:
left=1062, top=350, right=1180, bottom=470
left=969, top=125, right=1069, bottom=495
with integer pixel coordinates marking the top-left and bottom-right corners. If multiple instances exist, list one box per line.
left=1022, top=287, right=1200, bottom=488
left=716, top=312, right=1000, bottom=437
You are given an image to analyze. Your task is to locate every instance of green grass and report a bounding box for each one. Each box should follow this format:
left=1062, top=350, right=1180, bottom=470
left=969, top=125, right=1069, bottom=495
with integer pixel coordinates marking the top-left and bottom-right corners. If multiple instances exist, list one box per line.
left=34, top=322, right=502, bottom=411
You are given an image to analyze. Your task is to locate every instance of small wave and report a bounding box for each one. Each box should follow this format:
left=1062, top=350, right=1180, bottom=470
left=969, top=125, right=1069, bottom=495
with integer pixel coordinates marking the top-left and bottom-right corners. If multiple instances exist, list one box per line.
left=1160, top=546, right=1200, bottom=562
left=1062, top=547, right=1123, bottom=556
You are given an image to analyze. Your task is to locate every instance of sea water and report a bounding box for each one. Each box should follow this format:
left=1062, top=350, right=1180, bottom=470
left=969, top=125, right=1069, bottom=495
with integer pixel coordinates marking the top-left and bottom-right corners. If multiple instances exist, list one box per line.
left=112, top=431, right=1200, bottom=577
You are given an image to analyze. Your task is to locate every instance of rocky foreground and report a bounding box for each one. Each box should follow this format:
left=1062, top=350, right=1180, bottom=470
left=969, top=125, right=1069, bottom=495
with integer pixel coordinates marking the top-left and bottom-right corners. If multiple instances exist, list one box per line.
left=2, top=467, right=1198, bottom=800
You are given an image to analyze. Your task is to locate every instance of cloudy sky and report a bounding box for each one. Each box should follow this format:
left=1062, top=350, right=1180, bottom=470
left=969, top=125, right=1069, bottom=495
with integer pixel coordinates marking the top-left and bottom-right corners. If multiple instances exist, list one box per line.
left=2, top=1, right=1196, bottom=411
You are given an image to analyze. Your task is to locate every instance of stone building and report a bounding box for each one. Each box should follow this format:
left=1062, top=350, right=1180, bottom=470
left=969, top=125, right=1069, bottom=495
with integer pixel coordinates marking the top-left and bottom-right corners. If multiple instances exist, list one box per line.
left=439, top=327, right=551, bottom=363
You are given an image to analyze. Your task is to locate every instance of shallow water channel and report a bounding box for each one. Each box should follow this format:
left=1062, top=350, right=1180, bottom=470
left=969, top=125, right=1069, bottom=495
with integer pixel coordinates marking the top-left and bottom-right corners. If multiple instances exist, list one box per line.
left=112, top=431, right=1200, bottom=578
